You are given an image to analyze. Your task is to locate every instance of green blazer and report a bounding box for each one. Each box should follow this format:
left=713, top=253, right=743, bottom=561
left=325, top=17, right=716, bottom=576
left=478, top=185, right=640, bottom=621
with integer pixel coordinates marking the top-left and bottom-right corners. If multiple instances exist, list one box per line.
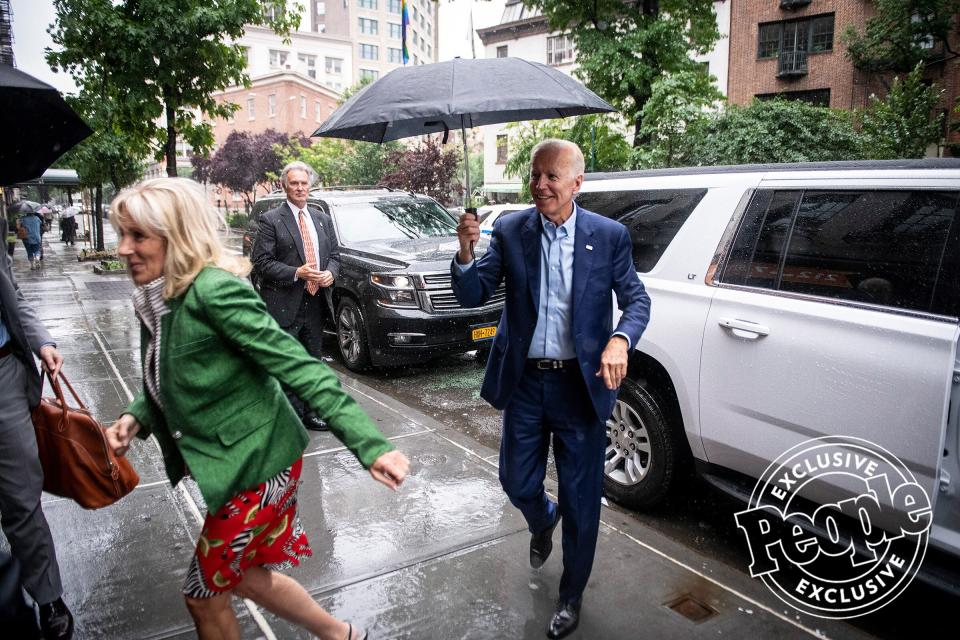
left=124, top=266, right=393, bottom=512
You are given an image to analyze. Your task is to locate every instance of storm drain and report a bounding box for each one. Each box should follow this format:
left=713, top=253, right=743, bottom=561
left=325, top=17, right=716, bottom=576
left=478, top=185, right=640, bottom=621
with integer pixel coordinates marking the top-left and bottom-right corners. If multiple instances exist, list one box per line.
left=664, top=594, right=717, bottom=623
left=84, top=280, right=134, bottom=299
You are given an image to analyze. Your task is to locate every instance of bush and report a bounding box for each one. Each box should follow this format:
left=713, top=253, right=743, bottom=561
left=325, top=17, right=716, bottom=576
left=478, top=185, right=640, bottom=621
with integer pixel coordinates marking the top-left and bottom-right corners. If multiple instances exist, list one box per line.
left=226, top=211, right=249, bottom=228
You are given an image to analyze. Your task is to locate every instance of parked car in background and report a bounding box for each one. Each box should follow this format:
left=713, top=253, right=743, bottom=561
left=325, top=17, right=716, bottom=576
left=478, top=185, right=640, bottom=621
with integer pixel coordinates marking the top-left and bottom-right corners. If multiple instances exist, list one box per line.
left=477, top=204, right=529, bottom=235
left=243, top=188, right=504, bottom=370
left=577, top=159, right=960, bottom=590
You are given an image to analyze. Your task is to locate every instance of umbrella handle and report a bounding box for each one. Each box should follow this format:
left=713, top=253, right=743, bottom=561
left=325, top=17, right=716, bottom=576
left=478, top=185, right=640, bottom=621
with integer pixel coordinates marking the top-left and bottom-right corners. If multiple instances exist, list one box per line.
left=465, top=207, right=478, bottom=261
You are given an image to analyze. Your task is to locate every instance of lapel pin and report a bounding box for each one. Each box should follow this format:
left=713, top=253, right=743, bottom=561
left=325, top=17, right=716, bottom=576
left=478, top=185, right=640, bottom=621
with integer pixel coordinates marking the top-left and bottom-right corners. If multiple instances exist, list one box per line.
left=586, top=244, right=593, bottom=251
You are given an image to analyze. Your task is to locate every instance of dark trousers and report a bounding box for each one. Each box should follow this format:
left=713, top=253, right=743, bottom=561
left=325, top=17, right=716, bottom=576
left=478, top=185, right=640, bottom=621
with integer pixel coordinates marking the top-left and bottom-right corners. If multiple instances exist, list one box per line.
left=499, top=366, right=606, bottom=603
left=0, top=355, right=62, bottom=605
left=282, top=291, right=325, bottom=419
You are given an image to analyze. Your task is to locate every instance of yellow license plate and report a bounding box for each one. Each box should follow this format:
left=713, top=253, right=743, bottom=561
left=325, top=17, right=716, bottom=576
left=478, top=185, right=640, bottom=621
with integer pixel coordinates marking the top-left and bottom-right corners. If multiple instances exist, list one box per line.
left=471, top=325, right=497, bottom=341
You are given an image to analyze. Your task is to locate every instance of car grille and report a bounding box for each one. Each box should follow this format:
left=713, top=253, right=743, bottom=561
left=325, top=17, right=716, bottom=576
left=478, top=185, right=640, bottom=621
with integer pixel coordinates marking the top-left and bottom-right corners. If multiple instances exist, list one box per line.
left=420, top=272, right=506, bottom=313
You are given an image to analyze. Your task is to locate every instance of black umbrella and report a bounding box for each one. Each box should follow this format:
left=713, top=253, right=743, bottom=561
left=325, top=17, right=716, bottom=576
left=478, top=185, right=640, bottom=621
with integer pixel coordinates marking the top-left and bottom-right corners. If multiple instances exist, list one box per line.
left=0, top=64, right=93, bottom=186
left=312, top=57, right=615, bottom=205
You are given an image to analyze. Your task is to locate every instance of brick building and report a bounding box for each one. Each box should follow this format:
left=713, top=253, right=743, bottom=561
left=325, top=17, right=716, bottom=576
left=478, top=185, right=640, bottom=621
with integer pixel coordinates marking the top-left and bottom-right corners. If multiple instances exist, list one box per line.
left=728, top=0, right=960, bottom=153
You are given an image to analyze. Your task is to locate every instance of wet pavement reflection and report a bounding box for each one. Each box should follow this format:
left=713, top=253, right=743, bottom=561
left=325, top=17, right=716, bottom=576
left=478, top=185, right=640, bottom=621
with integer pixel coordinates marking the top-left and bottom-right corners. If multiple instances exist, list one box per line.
left=0, top=225, right=911, bottom=639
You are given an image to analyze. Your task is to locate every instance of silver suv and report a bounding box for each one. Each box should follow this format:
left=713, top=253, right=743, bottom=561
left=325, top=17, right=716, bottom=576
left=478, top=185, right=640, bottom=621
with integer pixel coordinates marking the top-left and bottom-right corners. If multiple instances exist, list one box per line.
left=577, top=159, right=960, bottom=588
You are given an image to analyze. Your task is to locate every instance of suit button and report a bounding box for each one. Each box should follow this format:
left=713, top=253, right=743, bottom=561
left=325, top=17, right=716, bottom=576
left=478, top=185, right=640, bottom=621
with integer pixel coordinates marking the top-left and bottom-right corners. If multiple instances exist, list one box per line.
left=172, top=430, right=183, bottom=440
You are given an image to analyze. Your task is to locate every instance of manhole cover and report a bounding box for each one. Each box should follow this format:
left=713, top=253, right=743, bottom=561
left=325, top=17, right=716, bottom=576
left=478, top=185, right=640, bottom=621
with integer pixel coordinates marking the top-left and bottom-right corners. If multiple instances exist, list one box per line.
left=84, top=281, right=134, bottom=299
left=664, top=594, right=717, bottom=623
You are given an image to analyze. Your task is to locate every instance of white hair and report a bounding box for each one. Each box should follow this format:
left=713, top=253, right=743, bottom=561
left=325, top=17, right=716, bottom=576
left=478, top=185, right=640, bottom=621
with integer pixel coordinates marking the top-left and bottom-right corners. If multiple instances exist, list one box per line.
left=280, top=161, right=317, bottom=188
left=530, top=138, right=585, bottom=176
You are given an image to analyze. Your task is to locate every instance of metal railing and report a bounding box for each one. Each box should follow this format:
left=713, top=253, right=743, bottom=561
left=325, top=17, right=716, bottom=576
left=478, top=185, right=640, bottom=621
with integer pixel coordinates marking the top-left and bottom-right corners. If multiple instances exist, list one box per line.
left=777, top=49, right=808, bottom=77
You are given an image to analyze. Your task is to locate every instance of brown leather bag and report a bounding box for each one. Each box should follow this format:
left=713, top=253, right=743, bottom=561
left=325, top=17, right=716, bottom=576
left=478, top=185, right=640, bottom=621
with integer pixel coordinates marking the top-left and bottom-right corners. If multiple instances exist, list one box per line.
left=31, top=371, right=139, bottom=509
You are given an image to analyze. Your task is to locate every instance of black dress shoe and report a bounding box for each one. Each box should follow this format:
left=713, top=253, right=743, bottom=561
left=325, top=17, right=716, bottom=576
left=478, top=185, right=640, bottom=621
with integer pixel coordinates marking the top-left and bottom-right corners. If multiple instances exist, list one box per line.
left=530, top=510, right=560, bottom=568
left=546, top=600, right=580, bottom=639
left=303, top=415, right=329, bottom=431
left=39, top=597, right=73, bottom=640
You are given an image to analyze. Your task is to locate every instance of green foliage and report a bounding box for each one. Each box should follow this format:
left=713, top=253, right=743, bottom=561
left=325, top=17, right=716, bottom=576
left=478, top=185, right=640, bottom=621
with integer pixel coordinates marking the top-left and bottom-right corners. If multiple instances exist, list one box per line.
left=276, top=137, right=401, bottom=187
left=524, top=0, right=721, bottom=146
left=859, top=64, right=944, bottom=159
left=504, top=115, right=632, bottom=200
left=339, top=76, right=374, bottom=104
left=633, top=69, right=725, bottom=168
left=843, top=0, right=960, bottom=73
left=48, top=1, right=301, bottom=176
left=679, top=99, right=862, bottom=166
left=225, top=211, right=249, bottom=228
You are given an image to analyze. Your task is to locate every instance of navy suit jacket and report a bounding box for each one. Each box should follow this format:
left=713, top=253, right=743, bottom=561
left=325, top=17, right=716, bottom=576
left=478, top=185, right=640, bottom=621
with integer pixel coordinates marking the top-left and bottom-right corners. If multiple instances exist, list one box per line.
left=451, top=206, right=651, bottom=421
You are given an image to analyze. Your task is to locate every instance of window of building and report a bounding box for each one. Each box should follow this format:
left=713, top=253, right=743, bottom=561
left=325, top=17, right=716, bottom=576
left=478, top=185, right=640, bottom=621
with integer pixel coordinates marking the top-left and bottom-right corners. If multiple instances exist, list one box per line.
left=755, top=88, right=831, bottom=107
left=389, top=22, right=402, bottom=38
left=388, top=0, right=401, bottom=13
left=360, top=68, right=379, bottom=81
left=546, top=34, right=574, bottom=65
left=358, top=0, right=377, bottom=9
left=360, top=44, right=379, bottom=60
left=427, top=21, right=431, bottom=36
left=315, top=100, right=323, bottom=123
left=247, top=96, right=255, bottom=120
left=325, top=57, right=343, bottom=74
left=263, top=2, right=284, bottom=21
left=316, top=1, right=326, bottom=14
left=413, top=54, right=419, bottom=65
left=315, top=23, right=326, bottom=33
left=496, top=134, right=508, bottom=164
left=239, top=46, right=250, bottom=67
left=300, top=96, right=307, bottom=118
left=388, top=47, right=403, bottom=64
left=268, top=94, right=277, bottom=117
left=359, top=17, right=378, bottom=35
left=268, top=49, right=289, bottom=68
left=722, top=189, right=960, bottom=314
left=298, top=53, right=317, bottom=79
left=497, top=45, right=508, bottom=58
left=426, top=43, right=431, bottom=58
left=757, top=13, right=834, bottom=59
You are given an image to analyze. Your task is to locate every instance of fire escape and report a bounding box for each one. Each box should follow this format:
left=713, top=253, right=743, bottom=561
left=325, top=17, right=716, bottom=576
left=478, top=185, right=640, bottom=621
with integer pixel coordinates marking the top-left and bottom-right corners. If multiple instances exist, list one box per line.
left=0, top=0, right=15, bottom=66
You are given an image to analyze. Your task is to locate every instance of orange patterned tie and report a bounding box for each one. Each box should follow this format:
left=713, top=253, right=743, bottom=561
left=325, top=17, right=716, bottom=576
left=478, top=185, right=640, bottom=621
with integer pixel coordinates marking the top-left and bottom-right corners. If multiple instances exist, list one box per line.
left=297, top=210, right=320, bottom=296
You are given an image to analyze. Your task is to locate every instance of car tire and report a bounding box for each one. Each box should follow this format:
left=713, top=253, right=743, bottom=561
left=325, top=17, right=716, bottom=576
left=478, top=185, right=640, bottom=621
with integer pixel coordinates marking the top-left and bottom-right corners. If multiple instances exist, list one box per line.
left=603, top=378, right=677, bottom=510
left=336, top=298, right=371, bottom=371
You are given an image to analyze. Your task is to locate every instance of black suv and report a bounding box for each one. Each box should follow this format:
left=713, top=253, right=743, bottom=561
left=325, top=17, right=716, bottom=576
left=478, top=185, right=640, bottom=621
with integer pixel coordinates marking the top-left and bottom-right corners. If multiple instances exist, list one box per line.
left=243, top=188, right=504, bottom=370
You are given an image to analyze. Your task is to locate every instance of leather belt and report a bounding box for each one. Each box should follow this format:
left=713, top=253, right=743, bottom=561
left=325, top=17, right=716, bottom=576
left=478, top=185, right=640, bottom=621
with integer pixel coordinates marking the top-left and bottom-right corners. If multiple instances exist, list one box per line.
left=526, top=358, right=578, bottom=371
left=0, top=342, right=12, bottom=359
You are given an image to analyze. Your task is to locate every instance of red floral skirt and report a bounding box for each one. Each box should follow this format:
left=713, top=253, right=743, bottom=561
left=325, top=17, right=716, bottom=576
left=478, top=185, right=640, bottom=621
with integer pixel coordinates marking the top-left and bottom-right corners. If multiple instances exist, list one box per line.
left=182, top=458, right=312, bottom=598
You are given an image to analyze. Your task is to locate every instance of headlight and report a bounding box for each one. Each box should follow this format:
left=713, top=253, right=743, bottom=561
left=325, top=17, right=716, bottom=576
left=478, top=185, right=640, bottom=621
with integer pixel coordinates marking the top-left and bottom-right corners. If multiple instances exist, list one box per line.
left=370, top=273, right=418, bottom=307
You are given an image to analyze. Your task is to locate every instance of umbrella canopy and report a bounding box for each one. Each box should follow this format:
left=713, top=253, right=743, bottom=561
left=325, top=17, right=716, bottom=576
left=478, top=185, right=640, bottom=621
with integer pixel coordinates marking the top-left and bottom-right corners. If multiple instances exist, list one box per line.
left=18, top=200, right=42, bottom=214
left=0, top=64, right=93, bottom=186
left=313, top=57, right=614, bottom=144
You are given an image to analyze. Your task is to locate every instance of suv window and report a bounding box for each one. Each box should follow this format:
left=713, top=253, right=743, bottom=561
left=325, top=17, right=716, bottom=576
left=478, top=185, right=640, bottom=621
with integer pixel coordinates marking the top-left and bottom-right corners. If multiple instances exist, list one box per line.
left=722, top=189, right=960, bottom=315
left=333, top=198, right=458, bottom=243
left=577, top=189, right=706, bottom=272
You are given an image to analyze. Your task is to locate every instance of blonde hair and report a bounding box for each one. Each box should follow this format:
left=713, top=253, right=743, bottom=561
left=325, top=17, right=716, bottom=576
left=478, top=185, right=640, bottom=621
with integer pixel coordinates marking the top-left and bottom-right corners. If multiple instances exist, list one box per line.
left=110, top=177, right=251, bottom=299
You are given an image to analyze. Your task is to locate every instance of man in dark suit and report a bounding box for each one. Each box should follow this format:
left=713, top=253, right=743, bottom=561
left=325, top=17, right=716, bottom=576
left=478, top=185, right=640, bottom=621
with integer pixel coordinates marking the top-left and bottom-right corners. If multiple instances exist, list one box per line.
left=252, top=161, right=340, bottom=431
left=452, top=139, right=651, bottom=639
left=0, top=217, right=73, bottom=639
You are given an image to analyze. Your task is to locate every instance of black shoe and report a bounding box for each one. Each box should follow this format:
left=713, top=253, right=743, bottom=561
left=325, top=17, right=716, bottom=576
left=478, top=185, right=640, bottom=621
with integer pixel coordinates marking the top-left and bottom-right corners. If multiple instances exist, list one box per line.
left=303, top=415, right=329, bottom=431
left=530, top=509, right=560, bottom=569
left=546, top=600, right=580, bottom=639
left=39, top=597, right=73, bottom=640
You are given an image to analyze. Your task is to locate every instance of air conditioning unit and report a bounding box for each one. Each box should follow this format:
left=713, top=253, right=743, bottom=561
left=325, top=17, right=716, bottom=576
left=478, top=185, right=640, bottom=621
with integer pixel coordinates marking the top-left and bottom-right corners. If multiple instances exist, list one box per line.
left=780, top=0, right=812, bottom=9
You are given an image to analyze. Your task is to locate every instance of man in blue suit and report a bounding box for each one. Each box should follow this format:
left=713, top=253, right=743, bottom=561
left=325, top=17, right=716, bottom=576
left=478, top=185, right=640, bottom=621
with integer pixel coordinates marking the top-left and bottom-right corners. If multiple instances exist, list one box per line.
left=452, top=139, right=650, bottom=638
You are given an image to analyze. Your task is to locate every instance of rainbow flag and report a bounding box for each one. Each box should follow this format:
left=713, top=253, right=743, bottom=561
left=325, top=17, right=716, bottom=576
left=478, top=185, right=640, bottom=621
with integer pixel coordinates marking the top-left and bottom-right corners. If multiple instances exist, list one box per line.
left=401, top=0, right=410, bottom=64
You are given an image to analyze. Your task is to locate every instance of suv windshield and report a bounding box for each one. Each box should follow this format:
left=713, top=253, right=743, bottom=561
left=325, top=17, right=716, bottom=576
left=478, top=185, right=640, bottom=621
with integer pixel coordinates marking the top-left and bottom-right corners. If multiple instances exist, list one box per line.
left=333, top=198, right=458, bottom=243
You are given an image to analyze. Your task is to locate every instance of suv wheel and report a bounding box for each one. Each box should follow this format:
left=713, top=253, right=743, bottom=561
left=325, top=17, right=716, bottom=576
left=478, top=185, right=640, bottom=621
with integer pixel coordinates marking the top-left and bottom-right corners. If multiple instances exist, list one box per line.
left=336, top=298, right=370, bottom=371
left=604, top=378, right=676, bottom=510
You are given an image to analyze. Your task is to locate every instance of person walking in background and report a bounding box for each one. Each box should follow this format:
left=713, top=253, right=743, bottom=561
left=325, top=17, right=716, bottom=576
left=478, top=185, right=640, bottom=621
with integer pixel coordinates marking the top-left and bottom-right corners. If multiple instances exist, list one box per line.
left=252, top=161, right=338, bottom=432
left=104, top=177, right=408, bottom=640
left=0, top=215, right=73, bottom=639
left=59, top=207, right=78, bottom=246
left=17, top=209, right=42, bottom=270
left=451, top=139, right=651, bottom=639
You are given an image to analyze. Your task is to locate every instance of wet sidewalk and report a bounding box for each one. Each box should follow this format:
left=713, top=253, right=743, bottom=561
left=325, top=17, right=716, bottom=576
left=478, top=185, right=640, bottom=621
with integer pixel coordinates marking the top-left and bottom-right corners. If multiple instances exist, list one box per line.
left=6, top=230, right=872, bottom=639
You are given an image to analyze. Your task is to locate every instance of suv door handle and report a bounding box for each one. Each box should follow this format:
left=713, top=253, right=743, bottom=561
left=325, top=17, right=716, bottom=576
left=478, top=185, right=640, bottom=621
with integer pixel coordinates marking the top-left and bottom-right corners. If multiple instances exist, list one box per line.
left=718, top=317, right=770, bottom=339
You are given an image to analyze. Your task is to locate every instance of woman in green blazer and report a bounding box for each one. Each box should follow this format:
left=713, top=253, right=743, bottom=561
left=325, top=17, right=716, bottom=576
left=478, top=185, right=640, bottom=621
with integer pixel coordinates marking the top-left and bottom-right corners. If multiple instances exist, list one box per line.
left=105, top=177, right=407, bottom=640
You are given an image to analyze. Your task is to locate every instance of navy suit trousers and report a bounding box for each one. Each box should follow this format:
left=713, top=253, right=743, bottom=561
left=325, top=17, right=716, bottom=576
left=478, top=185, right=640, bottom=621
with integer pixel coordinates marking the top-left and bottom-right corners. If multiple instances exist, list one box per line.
left=500, top=366, right=606, bottom=603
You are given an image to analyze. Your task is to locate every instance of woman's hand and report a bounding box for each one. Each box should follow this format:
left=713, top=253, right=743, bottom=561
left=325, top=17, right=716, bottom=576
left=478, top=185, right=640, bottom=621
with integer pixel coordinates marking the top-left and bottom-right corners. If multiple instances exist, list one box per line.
left=369, top=450, right=410, bottom=490
left=106, top=414, right=141, bottom=457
